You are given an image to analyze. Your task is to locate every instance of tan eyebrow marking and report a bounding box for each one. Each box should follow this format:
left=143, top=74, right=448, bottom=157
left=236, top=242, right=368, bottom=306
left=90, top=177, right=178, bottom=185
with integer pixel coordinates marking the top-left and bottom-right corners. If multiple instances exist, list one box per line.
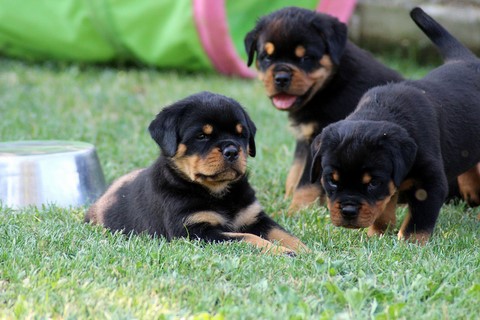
left=203, top=124, right=213, bottom=135
left=362, top=173, right=372, bottom=184
left=295, top=45, right=306, bottom=58
left=265, top=42, right=275, bottom=55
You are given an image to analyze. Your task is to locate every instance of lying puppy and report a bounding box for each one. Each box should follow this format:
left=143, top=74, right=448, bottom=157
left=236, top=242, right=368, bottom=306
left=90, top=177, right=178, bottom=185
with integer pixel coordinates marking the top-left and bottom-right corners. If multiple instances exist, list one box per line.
left=310, top=8, right=480, bottom=244
left=86, top=92, right=307, bottom=255
left=244, top=6, right=402, bottom=212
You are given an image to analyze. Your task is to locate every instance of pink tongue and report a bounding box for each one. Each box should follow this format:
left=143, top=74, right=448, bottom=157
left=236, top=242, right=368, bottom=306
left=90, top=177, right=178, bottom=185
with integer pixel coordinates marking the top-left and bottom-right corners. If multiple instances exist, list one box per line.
left=272, top=94, right=297, bottom=110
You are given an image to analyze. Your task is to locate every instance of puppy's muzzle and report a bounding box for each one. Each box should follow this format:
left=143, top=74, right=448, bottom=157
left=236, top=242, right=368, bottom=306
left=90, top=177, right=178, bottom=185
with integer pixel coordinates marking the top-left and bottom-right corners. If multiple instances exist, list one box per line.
left=340, top=204, right=359, bottom=220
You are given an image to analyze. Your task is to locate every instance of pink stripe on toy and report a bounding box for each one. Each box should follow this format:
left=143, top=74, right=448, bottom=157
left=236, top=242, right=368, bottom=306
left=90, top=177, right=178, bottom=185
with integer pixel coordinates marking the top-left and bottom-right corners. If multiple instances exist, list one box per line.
left=193, top=0, right=256, bottom=78
left=316, top=0, right=357, bottom=23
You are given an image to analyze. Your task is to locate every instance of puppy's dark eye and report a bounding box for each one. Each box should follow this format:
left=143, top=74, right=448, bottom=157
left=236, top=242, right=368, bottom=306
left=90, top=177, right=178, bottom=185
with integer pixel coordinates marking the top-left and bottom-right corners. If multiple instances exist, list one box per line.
left=260, top=54, right=272, bottom=64
left=300, top=55, right=313, bottom=63
left=367, top=179, right=381, bottom=192
left=196, top=133, right=209, bottom=141
left=325, top=175, right=338, bottom=190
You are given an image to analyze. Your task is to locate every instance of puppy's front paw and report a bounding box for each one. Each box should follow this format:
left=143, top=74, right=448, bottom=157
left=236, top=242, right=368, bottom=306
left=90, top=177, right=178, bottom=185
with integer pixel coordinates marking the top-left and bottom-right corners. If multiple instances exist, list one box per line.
left=367, top=225, right=386, bottom=237
left=287, top=185, right=323, bottom=214
left=397, top=230, right=431, bottom=245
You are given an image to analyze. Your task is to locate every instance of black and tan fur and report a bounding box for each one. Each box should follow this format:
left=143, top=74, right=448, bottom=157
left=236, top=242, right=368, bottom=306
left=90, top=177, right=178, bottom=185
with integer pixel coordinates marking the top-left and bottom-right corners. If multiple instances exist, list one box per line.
left=311, top=8, right=480, bottom=244
left=86, top=92, right=307, bottom=255
left=244, top=6, right=403, bottom=212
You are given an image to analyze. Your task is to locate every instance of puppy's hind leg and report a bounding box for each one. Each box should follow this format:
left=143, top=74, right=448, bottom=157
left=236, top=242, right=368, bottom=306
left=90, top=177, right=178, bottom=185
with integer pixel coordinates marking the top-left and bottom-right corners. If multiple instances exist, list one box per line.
left=457, top=163, right=480, bottom=207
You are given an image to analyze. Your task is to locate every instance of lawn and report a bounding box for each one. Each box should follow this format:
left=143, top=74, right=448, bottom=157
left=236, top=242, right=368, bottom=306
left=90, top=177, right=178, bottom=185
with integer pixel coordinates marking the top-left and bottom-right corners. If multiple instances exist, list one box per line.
left=1, top=56, right=479, bottom=319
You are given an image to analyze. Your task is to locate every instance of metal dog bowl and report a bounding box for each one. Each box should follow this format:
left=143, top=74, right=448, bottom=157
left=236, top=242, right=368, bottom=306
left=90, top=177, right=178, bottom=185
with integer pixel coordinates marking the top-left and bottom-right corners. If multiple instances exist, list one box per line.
left=0, top=140, right=106, bottom=209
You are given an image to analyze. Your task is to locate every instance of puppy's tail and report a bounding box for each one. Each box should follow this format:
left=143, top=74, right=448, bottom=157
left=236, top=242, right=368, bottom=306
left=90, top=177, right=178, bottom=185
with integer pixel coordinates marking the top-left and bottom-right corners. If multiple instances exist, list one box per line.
left=410, top=7, right=476, bottom=61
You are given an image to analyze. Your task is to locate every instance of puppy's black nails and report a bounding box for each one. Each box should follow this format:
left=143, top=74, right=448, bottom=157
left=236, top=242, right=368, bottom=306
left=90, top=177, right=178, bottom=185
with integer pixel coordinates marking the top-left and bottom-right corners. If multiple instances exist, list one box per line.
left=284, top=251, right=297, bottom=258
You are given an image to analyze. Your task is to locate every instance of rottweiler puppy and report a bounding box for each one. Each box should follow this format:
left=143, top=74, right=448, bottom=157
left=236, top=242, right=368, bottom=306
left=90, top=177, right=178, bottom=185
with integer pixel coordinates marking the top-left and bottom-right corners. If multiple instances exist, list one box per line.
left=244, top=6, right=402, bottom=212
left=310, top=8, right=480, bottom=244
left=86, top=92, right=307, bottom=255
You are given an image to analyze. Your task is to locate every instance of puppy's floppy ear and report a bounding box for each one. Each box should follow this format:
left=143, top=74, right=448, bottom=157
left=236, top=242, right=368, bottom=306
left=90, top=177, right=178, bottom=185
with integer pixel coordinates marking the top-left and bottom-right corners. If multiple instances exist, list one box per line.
left=244, top=20, right=264, bottom=67
left=312, top=14, right=347, bottom=65
left=242, top=108, right=257, bottom=157
left=385, top=128, right=418, bottom=186
left=148, top=105, right=182, bottom=157
left=244, top=30, right=258, bottom=67
left=310, top=132, right=325, bottom=183
left=310, top=123, right=343, bottom=183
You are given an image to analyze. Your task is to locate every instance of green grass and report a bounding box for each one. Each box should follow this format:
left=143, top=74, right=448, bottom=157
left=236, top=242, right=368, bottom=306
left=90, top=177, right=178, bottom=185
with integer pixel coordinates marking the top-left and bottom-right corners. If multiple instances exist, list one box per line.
left=1, top=57, right=479, bottom=319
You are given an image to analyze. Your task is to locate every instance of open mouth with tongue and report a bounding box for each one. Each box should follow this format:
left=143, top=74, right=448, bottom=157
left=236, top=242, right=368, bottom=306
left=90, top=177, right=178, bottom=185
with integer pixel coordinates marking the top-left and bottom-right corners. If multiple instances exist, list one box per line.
left=271, top=93, right=299, bottom=110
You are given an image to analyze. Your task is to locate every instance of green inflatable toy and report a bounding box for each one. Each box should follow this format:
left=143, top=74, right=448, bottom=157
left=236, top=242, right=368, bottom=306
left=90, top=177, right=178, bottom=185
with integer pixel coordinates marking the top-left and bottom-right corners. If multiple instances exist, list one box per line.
left=0, top=0, right=356, bottom=77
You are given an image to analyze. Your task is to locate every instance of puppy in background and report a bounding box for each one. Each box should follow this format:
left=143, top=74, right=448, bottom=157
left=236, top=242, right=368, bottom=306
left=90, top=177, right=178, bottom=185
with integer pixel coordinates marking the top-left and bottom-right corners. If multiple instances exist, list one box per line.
left=86, top=92, right=308, bottom=255
left=310, top=8, right=480, bottom=244
left=244, top=6, right=402, bottom=212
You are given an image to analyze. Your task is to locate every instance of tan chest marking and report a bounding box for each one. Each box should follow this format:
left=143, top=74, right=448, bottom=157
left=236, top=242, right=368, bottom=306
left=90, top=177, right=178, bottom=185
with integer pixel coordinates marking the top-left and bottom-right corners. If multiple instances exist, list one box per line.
left=183, top=211, right=227, bottom=227
left=232, top=201, right=262, bottom=229
left=292, top=122, right=318, bottom=141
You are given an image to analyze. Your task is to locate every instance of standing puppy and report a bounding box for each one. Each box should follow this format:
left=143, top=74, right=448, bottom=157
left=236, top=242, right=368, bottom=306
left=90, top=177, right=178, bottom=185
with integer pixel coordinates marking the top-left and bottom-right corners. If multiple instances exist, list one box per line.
left=244, top=6, right=402, bottom=212
left=86, top=92, right=307, bottom=255
left=311, top=8, right=480, bottom=244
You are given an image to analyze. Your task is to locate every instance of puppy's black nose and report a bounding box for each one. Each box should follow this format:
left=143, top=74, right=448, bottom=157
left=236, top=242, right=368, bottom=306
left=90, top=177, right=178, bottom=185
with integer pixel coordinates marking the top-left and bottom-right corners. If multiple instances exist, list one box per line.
left=223, top=145, right=239, bottom=162
left=274, top=72, right=291, bottom=88
left=341, top=205, right=358, bottom=219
